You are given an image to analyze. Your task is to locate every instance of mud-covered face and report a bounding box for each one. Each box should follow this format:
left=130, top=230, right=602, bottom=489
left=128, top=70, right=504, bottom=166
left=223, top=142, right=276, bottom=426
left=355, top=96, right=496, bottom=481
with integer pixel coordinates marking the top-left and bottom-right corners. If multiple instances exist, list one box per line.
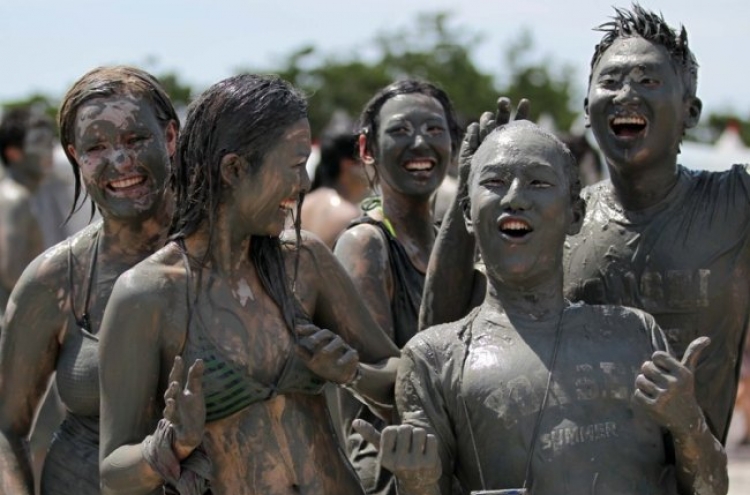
left=469, top=128, right=573, bottom=289
left=235, top=119, right=312, bottom=237
left=586, top=36, right=698, bottom=172
left=21, top=126, right=55, bottom=179
left=373, top=93, right=451, bottom=198
left=69, top=94, right=175, bottom=221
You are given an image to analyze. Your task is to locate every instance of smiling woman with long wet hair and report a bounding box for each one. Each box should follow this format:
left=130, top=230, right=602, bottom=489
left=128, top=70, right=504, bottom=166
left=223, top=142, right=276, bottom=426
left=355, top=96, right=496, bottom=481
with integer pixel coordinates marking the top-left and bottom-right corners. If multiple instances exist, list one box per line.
left=98, top=73, right=399, bottom=495
left=0, top=66, right=178, bottom=495
left=331, top=79, right=461, bottom=495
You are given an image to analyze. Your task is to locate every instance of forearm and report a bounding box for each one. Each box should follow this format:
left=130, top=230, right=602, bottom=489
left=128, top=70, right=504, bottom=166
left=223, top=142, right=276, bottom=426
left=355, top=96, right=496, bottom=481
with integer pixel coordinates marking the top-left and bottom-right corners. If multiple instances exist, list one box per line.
left=0, top=431, right=33, bottom=495
left=101, top=443, right=164, bottom=495
left=419, top=195, right=477, bottom=331
left=671, top=413, right=728, bottom=495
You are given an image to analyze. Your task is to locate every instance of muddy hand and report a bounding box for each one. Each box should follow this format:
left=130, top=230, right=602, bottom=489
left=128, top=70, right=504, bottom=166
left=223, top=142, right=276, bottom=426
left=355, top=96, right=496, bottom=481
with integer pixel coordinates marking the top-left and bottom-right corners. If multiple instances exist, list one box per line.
left=297, top=323, right=359, bottom=385
left=633, top=336, right=710, bottom=434
left=163, top=356, right=205, bottom=460
left=353, top=419, right=441, bottom=490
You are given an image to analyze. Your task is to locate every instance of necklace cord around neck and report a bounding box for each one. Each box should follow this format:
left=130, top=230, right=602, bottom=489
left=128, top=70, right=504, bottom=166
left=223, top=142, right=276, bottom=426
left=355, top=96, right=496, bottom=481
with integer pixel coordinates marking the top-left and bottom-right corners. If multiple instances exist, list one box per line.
left=522, top=308, right=566, bottom=491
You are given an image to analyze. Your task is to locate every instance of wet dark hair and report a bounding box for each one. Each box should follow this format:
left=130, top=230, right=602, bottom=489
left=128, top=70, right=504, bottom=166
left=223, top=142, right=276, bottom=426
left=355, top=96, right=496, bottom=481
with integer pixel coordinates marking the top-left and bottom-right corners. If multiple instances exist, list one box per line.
left=170, top=73, right=308, bottom=331
left=0, top=107, right=54, bottom=167
left=357, top=79, right=463, bottom=161
left=311, top=132, right=359, bottom=190
left=465, top=120, right=584, bottom=216
left=590, top=3, right=698, bottom=98
left=58, top=65, right=179, bottom=220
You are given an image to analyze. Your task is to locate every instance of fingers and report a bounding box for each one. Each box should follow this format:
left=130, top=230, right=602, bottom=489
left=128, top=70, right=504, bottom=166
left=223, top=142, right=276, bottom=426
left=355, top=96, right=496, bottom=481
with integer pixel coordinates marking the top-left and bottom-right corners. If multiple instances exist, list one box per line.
left=411, top=427, right=427, bottom=454
left=515, top=98, right=531, bottom=121
left=681, top=336, right=710, bottom=371
left=495, top=97, right=512, bottom=126
left=635, top=373, right=663, bottom=399
left=164, top=398, right=177, bottom=422
left=296, top=323, right=318, bottom=337
left=478, top=112, right=495, bottom=140
left=336, top=348, right=359, bottom=367
left=641, top=359, right=674, bottom=388
left=186, top=359, right=204, bottom=396
left=298, top=328, right=335, bottom=354
left=352, top=419, right=382, bottom=450
left=649, top=351, right=681, bottom=373
left=168, top=355, right=184, bottom=385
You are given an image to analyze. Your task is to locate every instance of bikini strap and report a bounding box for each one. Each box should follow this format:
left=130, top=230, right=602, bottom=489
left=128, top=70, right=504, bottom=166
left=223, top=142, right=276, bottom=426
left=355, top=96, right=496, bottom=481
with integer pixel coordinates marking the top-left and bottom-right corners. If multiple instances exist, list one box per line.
left=69, top=229, right=100, bottom=332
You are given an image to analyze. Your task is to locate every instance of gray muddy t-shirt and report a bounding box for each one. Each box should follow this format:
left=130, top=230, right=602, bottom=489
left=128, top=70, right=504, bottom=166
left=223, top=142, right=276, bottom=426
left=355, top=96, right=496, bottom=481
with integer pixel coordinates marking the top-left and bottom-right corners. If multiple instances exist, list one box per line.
left=397, top=304, right=674, bottom=495
left=565, top=164, right=750, bottom=442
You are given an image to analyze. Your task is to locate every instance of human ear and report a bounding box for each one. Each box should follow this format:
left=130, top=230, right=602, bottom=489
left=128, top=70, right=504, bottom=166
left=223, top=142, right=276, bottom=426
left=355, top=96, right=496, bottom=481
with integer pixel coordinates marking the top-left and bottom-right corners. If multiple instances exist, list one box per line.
left=4, top=146, right=23, bottom=164
left=219, top=153, right=245, bottom=187
left=566, top=196, right=585, bottom=236
left=66, top=144, right=78, bottom=164
left=164, top=120, right=178, bottom=158
left=684, top=96, right=702, bottom=129
left=461, top=195, right=474, bottom=235
left=583, top=97, right=590, bottom=128
left=359, top=134, right=374, bottom=165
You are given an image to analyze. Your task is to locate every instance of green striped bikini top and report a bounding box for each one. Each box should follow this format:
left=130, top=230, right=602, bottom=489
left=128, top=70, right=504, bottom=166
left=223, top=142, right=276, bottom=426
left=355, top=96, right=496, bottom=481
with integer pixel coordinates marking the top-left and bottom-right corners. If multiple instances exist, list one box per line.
left=177, top=242, right=326, bottom=423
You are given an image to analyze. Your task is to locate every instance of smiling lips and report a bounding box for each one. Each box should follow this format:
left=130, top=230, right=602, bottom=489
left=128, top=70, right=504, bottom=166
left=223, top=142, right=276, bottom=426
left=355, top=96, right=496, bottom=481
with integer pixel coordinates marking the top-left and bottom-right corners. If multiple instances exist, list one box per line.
left=403, top=159, right=435, bottom=172
left=609, top=114, right=648, bottom=138
left=107, top=175, right=147, bottom=191
left=499, top=218, right=533, bottom=239
left=279, top=198, right=297, bottom=212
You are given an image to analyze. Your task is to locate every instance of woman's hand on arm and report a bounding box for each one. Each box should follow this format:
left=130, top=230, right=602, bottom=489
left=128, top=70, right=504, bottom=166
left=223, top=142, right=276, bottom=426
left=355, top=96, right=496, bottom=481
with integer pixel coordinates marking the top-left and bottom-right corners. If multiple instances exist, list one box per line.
left=0, top=256, right=64, bottom=495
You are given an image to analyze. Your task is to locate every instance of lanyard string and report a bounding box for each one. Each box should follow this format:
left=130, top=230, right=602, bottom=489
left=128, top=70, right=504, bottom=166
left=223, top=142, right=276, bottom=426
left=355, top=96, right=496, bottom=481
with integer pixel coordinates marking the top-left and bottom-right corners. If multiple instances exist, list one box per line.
left=458, top=306, right=567, bottom=492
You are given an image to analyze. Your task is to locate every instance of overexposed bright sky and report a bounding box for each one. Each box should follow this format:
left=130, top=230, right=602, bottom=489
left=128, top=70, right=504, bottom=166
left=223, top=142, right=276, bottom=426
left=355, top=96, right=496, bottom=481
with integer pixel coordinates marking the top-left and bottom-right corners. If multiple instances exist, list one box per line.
left=1, top=0, right=747, bottom=119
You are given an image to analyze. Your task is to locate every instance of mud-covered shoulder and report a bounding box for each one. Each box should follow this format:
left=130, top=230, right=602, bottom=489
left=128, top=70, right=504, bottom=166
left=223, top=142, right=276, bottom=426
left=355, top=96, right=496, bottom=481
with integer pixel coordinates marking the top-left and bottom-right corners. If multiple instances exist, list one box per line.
left=10, top=223, right=99, bottom=298
left=109, top=242, right=187, bottom=306
left=404, top=317, right=470, bottom=369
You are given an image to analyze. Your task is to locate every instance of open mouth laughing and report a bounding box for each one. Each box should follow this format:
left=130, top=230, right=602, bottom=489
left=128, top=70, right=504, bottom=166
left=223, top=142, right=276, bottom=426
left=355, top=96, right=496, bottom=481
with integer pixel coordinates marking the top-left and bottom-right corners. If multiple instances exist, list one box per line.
left=106, top=174, right=147, bottom=193
left=498, top=217, right=534, bottom=241
left=279, top=198, right=297, bottom=213
left=609, top=113, right=648, bottom=139
left=403, top=158, right=436, bottom=174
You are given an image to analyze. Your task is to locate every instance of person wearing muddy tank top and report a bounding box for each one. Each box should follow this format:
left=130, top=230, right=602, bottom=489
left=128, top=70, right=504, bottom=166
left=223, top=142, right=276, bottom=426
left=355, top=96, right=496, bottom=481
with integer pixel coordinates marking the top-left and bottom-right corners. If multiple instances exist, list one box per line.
left=0, top=66, right=179, bottom=495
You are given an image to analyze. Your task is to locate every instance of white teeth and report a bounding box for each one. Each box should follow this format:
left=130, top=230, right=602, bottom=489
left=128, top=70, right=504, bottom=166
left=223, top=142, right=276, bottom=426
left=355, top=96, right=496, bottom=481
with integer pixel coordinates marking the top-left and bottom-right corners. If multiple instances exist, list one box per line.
left=109, top=176, right=145, bottom=189
left=612, top=116, right=646, bottom=126
left=502, top=221, right=531, bottom=231
left=404, top=160, right=434, bottom=171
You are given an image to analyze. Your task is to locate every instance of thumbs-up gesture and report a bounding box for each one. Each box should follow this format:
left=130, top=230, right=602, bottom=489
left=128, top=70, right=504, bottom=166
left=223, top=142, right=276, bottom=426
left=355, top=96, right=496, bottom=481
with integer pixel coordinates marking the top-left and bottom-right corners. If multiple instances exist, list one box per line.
left=353, top=419, right=442, bottom=492
left=633, top=337, right=710, bottom=435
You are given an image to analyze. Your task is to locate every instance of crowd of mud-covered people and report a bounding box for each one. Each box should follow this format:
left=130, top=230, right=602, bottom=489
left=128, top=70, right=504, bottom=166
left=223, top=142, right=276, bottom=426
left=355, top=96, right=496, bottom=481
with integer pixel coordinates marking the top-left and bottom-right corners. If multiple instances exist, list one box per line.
left=1, top=4, right=749, bottom=495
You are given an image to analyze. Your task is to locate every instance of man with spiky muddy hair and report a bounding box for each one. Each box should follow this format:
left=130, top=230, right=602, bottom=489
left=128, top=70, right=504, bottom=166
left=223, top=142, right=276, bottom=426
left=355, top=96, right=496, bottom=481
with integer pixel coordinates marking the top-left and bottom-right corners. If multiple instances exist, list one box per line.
left=420, top=3, right=749, bottom=452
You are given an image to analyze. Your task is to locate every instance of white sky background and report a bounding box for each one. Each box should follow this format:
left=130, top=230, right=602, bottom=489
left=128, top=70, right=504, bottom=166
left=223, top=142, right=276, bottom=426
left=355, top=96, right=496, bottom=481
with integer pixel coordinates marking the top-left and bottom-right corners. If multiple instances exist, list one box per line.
left=1, top=0, right=747, bottom=119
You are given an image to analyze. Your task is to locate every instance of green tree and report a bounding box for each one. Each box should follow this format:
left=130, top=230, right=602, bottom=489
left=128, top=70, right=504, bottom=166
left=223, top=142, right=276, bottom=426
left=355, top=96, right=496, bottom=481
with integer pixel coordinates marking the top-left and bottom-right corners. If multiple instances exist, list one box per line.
left=497, top=29, right=580, bottom=132
left=249, top=12, right=580, bottom=138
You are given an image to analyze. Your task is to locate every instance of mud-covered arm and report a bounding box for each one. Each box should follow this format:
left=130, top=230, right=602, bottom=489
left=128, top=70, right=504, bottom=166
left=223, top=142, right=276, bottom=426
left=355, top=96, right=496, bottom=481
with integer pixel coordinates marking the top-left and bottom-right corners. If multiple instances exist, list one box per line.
left=0, top=255, right=64, bottom=495
left=99, top=271, right=173, bottom=495
left=0, top=196, right=42, bottom=292
left=418, top=180, right=482, bottom=331
left=395, top=340, right=456, bottom=495
left=634, top=325, right=728, bottom=495
left=303, top=233, right=399, bottom=407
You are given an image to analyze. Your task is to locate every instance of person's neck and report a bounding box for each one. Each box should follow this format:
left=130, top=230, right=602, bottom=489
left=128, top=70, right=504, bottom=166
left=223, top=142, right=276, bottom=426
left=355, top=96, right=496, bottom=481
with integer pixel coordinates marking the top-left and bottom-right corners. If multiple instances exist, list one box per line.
left=8, top=167, right=42, bottom=192
left=483, top=271, right=566, bottom=324
left=99, top=202, right=172, bottom=265
left=607, top=158, right=680, bottom=212
left=184, top=205, right=253, bottom=276
left=380, top=184, right=435, bottom=250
